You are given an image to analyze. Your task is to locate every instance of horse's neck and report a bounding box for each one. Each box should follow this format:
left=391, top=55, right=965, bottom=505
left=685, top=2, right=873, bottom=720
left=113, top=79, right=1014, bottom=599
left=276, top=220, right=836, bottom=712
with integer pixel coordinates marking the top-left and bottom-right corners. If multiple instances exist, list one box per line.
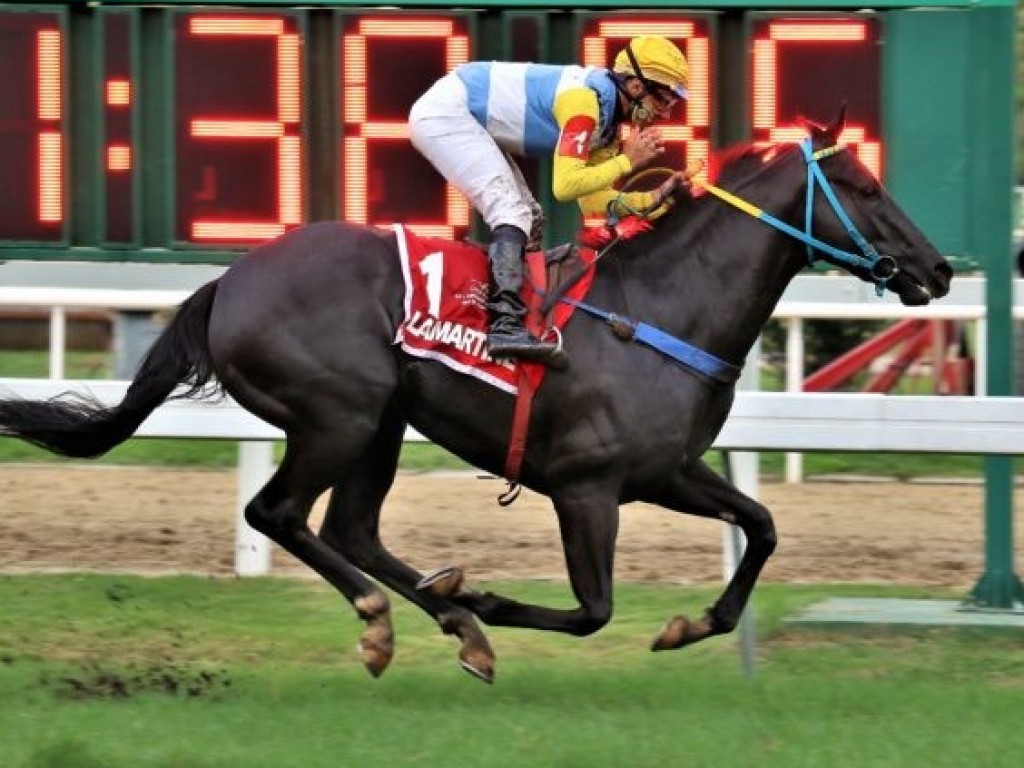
left=621, top=160, right=808, bottom=366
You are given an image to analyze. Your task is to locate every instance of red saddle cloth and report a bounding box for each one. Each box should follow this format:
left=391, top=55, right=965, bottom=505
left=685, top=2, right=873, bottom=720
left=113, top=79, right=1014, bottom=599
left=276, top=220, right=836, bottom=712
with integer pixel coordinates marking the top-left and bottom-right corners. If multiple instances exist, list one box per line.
left=393, top=224, right=594, bottom=394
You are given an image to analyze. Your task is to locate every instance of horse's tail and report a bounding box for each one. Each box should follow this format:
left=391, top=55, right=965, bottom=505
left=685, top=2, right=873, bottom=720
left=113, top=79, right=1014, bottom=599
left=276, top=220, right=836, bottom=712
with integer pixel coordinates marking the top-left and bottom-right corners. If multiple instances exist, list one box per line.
left=0, top=279, right=221, bottom=458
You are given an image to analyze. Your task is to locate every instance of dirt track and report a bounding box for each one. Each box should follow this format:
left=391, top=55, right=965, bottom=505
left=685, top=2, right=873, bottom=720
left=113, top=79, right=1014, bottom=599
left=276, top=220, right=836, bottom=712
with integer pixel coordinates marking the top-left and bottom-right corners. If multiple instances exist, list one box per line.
left=1, top=464, right=1021, bottom=586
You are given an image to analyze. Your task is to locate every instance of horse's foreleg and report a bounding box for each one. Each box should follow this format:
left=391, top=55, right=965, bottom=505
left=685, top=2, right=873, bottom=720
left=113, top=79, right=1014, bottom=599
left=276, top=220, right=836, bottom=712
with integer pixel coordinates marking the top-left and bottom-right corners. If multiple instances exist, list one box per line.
left=244, top=438, right=395, bottom=678
left=421, top=481, right=620, bottom=637
left=325, top=516, right=496, bottom=683
left=318, top=410, right=496, bottom=683
left=639, top=459, right=777, bottom=650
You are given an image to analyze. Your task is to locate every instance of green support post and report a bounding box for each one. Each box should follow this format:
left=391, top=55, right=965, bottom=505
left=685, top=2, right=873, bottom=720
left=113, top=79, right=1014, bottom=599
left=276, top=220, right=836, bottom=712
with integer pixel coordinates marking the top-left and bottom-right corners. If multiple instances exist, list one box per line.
left=964, top=3, right=1024, bottom=611
left=887, top=1, right=1021, bottom=612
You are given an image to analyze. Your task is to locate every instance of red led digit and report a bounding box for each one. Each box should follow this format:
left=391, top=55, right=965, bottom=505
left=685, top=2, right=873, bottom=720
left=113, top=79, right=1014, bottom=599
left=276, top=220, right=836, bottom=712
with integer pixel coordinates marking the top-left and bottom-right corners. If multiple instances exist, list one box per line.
left=0, top=12, right=64, bottom=240
left=580, top=15, right=713, bottom=216
left=752, top=17, right=882, bottom=177
left=340, top=16, right=470, bottom=238
left=37, top=28, right=62, bottom=225
left=175, top=14, right=303, bottom=243
left=104, top=12, right=134, bottom=242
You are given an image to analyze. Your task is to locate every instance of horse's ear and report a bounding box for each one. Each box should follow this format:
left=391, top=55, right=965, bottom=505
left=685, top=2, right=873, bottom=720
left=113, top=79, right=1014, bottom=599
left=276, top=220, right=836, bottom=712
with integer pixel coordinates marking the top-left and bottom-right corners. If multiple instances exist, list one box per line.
left=824, top=103, right=847, bottom=143
left=802, top=104, right=846, bottom=147
left=800, top=115, right=829, bottom=146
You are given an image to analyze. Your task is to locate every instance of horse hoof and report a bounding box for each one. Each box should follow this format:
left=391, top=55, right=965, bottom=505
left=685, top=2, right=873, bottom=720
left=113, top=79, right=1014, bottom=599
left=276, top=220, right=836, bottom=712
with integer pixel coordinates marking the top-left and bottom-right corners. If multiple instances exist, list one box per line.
left=651, top=613, right=713, bottom=651
left=417, top=566, right=465, bottom=598
left=651, top=615, right=689, bottom=651
left=459, top=650, right=495, bottom=684
left=357, top=637, right=394, bottom=678
left=354, top=591, right=394, bottom=677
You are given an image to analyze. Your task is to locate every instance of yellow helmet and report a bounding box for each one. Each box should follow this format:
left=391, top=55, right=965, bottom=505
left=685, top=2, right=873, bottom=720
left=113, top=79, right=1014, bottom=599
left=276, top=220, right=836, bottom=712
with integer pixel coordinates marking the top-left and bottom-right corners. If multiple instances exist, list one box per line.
left=613, top=36, right=689, bottom=99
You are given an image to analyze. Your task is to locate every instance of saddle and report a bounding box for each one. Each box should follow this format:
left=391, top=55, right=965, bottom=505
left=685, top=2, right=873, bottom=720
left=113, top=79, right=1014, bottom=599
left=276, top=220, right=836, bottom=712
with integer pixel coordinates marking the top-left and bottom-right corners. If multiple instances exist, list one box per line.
left=392, top=224, right=595, bottom=395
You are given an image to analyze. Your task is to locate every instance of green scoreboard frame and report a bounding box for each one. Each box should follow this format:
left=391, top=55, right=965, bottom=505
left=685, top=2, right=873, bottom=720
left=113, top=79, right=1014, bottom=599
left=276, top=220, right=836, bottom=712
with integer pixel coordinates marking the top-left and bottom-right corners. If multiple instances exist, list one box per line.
left=0, top=0, right=1012, bottom=266
left=0, top=0, right=1019, bottom=608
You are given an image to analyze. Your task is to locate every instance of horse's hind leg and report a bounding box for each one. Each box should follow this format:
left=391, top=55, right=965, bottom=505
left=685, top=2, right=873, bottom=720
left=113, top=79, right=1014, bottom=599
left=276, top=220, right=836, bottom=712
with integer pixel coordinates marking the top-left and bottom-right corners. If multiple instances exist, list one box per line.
left=244, top=434, right=396, bottom=678
left=318, top=405, right=496, bottom=682
left=422, top=477, right=621, bottom=637
left=638, top=458, right=777, bottom=650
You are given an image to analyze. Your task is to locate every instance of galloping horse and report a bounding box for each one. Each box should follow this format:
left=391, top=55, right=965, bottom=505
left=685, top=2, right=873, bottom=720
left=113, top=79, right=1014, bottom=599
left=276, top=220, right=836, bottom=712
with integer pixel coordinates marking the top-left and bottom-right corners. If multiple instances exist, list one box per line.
left=0, top=111, right=951, bottom=682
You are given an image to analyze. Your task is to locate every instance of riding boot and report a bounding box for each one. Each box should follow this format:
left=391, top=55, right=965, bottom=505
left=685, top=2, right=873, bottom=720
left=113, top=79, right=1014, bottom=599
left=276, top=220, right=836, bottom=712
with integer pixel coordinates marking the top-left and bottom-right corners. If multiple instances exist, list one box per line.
left=486, top=225, right=560, bottom=364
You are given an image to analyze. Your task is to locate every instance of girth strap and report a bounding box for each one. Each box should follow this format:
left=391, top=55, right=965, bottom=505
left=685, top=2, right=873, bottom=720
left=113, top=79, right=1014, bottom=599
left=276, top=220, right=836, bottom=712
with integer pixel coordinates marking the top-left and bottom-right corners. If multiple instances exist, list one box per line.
left=501, top=249, right=566, bottom=493
left=503, top=364, right=536, bottom=494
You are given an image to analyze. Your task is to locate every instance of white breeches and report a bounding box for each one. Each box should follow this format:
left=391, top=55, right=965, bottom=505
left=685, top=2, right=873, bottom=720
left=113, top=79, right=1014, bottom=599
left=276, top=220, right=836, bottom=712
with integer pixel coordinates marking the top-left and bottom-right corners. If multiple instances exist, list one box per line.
left=409, top=72, right=541, bottom=239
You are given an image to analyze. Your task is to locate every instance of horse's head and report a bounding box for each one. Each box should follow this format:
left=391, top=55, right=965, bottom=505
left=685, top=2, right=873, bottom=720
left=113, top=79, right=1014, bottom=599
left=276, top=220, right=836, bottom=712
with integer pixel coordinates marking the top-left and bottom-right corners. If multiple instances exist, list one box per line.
left=802, top=107, right=952, bottom=304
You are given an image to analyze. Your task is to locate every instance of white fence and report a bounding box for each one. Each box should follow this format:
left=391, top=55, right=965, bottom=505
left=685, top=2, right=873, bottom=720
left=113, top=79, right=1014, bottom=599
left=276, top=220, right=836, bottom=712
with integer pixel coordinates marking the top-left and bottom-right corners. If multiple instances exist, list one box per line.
left=6, top=379, right=1024, bottom=454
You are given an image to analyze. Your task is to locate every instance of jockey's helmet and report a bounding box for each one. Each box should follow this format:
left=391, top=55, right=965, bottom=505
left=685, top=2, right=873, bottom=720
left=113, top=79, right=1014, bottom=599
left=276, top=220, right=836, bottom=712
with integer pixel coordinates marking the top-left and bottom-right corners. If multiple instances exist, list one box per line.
left=613, top=36, right=689, bottom=101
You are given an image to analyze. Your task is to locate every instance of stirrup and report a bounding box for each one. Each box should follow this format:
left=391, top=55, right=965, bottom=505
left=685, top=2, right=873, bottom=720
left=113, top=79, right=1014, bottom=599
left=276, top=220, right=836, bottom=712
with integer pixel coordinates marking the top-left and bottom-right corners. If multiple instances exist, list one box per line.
left=538, top=327, right=569, bottom=370
left=488, top=326, right=567, bottom=368
left=488, top=336, right=556, bottom=357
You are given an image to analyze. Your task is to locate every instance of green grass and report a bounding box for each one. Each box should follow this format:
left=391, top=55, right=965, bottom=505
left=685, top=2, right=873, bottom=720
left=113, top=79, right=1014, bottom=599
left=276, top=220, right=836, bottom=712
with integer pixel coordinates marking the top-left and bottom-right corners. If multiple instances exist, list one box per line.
left=0, top=349, right=111, bottom=379
left=0, top=575, right=1020, bottom=767
left=0, top=436, right=472, bottom=470
left=0, top=433, right=994, bottom=477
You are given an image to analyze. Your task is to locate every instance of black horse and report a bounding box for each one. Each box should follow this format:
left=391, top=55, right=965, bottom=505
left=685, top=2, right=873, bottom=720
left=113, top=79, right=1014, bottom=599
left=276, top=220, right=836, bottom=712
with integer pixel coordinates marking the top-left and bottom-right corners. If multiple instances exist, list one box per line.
left=0, top=111, right=950, bottom=682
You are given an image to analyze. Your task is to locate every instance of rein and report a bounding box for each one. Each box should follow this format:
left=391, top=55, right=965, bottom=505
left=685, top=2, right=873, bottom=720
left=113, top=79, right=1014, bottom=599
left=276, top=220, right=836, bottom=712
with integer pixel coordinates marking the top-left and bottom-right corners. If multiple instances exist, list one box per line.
left=691, top=138, right=897, bottom=296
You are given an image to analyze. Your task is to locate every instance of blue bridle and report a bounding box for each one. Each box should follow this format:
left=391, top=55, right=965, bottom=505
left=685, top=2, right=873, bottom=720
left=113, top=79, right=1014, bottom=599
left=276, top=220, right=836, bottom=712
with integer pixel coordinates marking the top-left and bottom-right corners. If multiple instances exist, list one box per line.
left=558, top=137, right=900, bottom=383
left=693, top=138, right=898, bottom=296
left=799, top=139, right=897, bottom=294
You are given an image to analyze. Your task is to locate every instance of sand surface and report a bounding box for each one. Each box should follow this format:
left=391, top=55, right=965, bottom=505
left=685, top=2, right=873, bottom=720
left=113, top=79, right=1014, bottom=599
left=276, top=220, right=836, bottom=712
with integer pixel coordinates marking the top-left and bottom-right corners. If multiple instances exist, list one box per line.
left=1, top=465, right=1020, bottom=587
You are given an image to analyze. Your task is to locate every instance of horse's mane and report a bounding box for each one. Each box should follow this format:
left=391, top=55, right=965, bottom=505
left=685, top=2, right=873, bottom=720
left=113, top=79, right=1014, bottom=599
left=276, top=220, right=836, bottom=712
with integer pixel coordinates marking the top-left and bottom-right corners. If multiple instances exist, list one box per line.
left=708, top=141, right=788, bottom=187
left=645, top=142, right=781, bottom=228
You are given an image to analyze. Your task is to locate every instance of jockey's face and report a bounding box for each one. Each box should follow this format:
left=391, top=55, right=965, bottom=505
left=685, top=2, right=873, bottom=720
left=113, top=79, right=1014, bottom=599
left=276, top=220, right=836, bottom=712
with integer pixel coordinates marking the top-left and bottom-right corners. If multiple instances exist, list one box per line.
left=646, top=83, right=680, bottom=114
left=622, top=77, right=677, bottom=127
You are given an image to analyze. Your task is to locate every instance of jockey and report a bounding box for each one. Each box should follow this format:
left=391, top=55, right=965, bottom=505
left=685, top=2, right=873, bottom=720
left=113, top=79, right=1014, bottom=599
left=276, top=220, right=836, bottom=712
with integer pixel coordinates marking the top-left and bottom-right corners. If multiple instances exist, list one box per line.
left=409, top=36, right=691, bottom=364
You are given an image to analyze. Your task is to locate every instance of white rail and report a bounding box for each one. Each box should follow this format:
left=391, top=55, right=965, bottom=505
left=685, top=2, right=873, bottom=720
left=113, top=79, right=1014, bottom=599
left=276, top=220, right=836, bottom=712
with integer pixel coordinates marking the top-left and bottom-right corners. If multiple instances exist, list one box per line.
left=4, top=379, right=1024, bottom=454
